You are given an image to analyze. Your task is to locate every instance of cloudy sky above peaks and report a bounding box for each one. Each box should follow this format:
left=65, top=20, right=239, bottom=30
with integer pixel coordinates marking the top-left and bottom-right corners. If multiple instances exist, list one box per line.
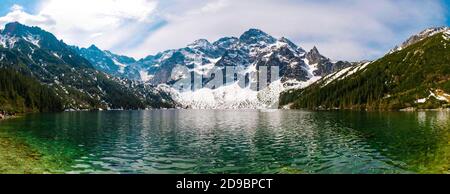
left=0, top=0, right=448, bottom=61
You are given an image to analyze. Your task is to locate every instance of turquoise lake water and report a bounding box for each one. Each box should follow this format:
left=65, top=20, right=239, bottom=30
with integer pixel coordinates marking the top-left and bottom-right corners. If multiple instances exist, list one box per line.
left=0, top=110, right=448, bottom=174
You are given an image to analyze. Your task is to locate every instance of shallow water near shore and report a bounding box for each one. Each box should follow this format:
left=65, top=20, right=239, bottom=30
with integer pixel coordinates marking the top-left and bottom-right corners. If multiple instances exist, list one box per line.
left=0, top=110, right=449, bottom=174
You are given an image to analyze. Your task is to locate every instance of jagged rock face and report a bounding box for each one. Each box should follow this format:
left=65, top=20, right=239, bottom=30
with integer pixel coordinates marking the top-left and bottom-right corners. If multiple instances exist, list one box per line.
left=187, top=39, right=222, bottom=58
left=255, top=44, right=309, bottom=82
left=150, top=51, right=186, bottom=84
left=306, top=46, right=326, bottom=65
left=279, top=37, right=300, bottom=50
left=215, top=49, right=251, bottom=67
left=314, top=60, right=353, bottom=77
left=239, top=28, right=277, bottom=46
left=305, top=46, right=352, bottom=77
left=125, top=28, right=354, bottom=89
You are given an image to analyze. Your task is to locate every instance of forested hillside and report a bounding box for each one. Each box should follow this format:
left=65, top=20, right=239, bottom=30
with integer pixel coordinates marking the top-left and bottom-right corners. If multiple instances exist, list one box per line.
left=0, top=68, right=64, bottom=113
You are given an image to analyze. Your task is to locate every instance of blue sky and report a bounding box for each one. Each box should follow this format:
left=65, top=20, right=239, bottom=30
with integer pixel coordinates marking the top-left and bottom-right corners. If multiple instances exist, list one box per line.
left=0, top=0, right=449, bottom=61
left=445, top=0, right=450, bottom=25
left=0, top=0, right=39, bottom=15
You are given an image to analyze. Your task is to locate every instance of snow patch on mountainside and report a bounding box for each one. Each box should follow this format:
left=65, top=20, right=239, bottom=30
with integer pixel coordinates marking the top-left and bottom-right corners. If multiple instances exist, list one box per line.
left=139, top=70, right=153, bottom=82
left=112, top=59, right=127, bottom=73
left=281, top=62, right=322, bottom=90
left=0, top=35, right=18, bottom=48
left=321, top=62, right=371, bottom=87
left=322, top=66, right=353, bottom=86
left=443, top=30, right=450, bottom=41
left=67, top=28, right=353, bottom=110
left=23, top=34, right=41, bottom=48
left=302, top=62, right=322, bottom=87
left=1, top=33, right=42, bottom=49
left=162, top=52, right=327, bottom=109
left=415, top=89, right=450, bottom=104
left=158, top=44, right=334, bottom=109
left=161, top=75, right=321, bottom=109
left=192, top=57, right=221, bottom=75
left=162, top=82, right=261, bottom=109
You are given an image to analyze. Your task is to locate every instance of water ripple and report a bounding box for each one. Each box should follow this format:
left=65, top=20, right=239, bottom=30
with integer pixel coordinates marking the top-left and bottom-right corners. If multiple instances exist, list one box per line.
left=1, top=110, right=449, bottom=174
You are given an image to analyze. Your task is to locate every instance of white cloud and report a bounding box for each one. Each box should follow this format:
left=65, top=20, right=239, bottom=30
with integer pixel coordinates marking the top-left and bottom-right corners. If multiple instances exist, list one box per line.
left=0, top=4, right=55, bottom=27
left=129, top=0, right=445, bottom=60
left=0, top=0, right=158, bottom=55
left=0, top=0, right=446, bottom=61
left=10, top=4, right=24, bottom=11
left=199, top=0, right=229, bottom=13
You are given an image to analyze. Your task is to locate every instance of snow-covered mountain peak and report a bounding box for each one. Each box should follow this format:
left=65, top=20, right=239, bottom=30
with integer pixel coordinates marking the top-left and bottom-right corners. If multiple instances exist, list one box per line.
left=2, top=22, right=46, bottom=41
left=213, top=37, right=239, bottom=50
left=278, top=37, right=302, bottom=51
left=390, top=26, right=450, bottom=53
left=239, top=28, right=277, bottom=46
left=0, top=22, right=43, bottom=49
left=418, top=27, right=449, bottom=37
left=309, top=46, right=320, bottom=54
left=72, top=44, right=137, bottom=77
left=88, top=44, right=102, bottom=51
left=2, top=22, right=26, bottom=35
left=66, top=26, right=354, bottom=109
left=188, top=39, right=214, bottom=50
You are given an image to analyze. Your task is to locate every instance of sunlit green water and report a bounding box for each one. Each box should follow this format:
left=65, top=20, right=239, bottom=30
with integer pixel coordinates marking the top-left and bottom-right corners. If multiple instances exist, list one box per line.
left=0, top=110, right=449, bottom=174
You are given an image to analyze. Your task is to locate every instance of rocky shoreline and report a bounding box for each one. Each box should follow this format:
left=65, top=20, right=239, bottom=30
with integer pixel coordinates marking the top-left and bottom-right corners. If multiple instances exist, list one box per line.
left=0, top=112, right=19, bottom=121
left=399, top=107, right=450, bottom=112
